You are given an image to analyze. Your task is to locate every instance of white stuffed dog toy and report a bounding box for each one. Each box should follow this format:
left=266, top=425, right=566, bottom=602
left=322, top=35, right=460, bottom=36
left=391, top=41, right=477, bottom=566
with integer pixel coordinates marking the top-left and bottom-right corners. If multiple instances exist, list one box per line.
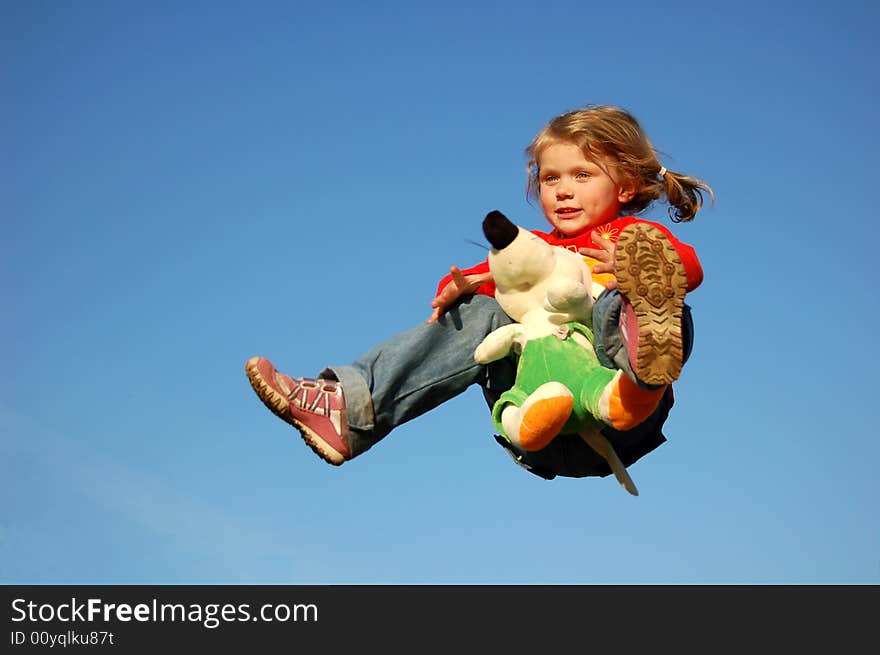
left=474, top=211, right=665, bottom=495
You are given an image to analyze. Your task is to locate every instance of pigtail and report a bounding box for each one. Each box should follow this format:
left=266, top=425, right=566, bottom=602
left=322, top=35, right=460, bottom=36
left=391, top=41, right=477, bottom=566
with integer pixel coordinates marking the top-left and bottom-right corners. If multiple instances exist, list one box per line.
left=660, top=170, right=714, bottom=223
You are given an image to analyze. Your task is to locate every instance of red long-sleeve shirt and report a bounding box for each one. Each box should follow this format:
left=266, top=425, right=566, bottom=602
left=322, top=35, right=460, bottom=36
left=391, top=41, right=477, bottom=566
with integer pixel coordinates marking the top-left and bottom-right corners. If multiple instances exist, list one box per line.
left=437, top=216, right=703, bottom=298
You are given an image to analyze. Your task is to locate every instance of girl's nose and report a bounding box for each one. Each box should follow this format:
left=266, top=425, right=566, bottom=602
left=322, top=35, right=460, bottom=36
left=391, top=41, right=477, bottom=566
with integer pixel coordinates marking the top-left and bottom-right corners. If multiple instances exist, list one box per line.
left=556, top=185, right=574, bottom=199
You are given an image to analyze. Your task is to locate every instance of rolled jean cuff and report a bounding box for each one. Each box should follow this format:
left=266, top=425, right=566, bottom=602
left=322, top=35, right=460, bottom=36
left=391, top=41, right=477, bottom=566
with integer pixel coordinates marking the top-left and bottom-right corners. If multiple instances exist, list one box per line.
left=320, top=365, right=375, bottom=434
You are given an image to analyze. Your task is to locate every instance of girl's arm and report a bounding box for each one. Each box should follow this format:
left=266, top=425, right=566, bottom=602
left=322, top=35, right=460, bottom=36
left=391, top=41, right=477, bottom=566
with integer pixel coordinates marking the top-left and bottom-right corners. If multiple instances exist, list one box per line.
left=579, top=223, right=703, bottom=292
left=427, top=265, right=494, bottom=324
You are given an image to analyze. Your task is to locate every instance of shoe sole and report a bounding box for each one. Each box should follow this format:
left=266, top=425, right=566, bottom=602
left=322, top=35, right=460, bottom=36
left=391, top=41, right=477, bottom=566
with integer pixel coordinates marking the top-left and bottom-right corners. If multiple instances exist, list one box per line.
left=614, top=224, right=688, bottom=386
left=244, top=357, right=345, bottom=466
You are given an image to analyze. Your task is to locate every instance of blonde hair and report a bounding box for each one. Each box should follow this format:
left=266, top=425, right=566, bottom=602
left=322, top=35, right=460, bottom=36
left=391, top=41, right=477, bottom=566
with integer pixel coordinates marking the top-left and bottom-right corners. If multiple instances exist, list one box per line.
left=526, top=105, right=714, bottom=222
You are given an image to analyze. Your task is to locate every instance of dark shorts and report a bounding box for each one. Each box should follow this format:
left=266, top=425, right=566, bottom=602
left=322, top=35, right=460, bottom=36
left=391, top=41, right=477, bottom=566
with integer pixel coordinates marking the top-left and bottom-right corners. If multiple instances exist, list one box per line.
left=491, top=387, right=674, bottom=480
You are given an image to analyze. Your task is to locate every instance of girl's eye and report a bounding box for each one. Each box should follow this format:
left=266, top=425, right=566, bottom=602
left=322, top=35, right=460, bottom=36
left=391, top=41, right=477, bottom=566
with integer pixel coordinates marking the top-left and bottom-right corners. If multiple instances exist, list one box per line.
left=576, top=172, right=591, bottom=180
left=543, top=175, right=559, bottom=183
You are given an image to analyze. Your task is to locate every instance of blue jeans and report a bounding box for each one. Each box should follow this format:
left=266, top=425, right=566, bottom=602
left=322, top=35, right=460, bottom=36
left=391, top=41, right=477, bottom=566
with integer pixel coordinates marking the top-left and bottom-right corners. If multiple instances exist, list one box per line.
left=325, top=291, right=693, bottom=479
left=325, top=294, right=516, bottom=458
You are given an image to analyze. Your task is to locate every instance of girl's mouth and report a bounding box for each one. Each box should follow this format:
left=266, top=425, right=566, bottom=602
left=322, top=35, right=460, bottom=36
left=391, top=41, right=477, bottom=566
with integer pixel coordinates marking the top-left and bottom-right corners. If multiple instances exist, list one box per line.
left=556, top=207, right=581, bottom=217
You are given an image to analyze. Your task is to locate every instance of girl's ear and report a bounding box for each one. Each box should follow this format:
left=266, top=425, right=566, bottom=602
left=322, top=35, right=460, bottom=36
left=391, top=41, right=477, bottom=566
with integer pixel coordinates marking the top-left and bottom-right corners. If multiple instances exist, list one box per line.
left=617, top=179, right=638, bottom=204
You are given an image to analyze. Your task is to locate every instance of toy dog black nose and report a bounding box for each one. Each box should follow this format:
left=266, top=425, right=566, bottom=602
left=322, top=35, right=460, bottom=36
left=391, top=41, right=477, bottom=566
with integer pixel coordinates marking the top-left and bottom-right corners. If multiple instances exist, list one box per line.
left=482, top=210, right=518, bottom=250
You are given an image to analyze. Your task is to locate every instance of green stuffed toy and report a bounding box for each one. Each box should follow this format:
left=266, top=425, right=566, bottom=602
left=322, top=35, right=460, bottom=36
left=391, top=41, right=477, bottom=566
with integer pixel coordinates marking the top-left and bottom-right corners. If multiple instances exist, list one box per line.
left=474, top=211, right=665, bottom=495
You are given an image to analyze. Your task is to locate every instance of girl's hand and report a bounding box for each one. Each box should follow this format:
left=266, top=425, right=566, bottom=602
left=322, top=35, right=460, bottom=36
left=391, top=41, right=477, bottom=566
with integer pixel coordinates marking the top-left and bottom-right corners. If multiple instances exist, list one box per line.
left=579, top=233, right=619, bottom=290
left=427, top=267, right=492, bottom=323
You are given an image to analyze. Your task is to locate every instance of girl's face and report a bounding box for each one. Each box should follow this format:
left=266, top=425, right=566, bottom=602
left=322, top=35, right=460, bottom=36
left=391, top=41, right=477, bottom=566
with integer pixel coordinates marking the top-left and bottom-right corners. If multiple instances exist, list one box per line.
left=537, top=142, right=635, bottom=236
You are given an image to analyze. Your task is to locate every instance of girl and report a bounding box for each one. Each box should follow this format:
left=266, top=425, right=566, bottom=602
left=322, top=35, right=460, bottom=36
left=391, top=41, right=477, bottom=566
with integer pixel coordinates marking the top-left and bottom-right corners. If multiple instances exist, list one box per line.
left=245, top=105, right=713, bottom=480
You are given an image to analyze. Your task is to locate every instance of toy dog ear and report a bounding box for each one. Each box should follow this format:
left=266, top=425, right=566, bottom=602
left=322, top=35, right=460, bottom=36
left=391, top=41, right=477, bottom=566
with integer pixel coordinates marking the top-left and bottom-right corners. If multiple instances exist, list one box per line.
left=483, top=211, right=519, bottom=250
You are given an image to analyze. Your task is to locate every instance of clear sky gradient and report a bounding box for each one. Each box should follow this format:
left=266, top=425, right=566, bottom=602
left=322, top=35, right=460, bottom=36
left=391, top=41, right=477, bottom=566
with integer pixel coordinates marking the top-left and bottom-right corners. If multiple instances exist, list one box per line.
left=4, top=0, right=878, bottom=584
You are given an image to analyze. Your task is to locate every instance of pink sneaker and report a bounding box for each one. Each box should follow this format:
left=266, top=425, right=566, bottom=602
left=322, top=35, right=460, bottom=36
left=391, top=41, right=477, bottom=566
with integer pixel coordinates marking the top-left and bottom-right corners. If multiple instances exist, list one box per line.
left=245, top=356, right=351, bottom=465
left=614, top=223, right=688, bottom=386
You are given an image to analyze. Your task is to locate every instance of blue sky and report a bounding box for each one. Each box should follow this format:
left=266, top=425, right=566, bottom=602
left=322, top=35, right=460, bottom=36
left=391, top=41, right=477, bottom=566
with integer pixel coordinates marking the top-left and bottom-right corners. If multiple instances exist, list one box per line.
left=3, top=0, right=878, bottom=584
